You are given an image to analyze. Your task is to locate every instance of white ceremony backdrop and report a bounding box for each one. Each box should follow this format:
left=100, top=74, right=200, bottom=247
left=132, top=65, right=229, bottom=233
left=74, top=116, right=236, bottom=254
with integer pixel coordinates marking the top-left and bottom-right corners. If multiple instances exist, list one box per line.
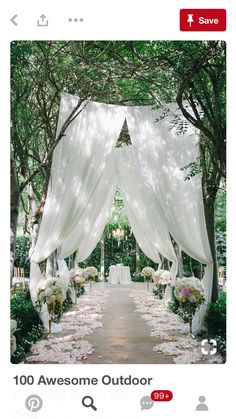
left=29, top=92, right=213, bottom=333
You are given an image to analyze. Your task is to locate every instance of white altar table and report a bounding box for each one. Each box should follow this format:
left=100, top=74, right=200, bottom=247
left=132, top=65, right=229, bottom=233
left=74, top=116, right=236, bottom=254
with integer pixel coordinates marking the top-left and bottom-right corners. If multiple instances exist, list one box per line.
left=108, top=265, right=131, bottom=284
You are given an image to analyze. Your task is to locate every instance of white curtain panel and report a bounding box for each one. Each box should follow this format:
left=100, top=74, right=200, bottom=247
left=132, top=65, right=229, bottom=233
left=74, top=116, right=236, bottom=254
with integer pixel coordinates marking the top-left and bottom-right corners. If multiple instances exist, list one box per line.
left=125, top=104, right=213, bottom=331
left=30, top=93, right=125, bottom=329
left=116, top=147, right=177, bottom=265
left=126, top=104, right=212, bottom=266
left=31, top=92, right=126, bottom=264
left=58, top=152, right=117, bottom=262
left=29, top=93, right=213, bottom=333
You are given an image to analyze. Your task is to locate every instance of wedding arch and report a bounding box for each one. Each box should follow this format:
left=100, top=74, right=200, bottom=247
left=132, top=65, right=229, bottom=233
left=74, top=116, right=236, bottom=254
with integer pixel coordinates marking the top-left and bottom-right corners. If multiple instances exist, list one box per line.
left=29, top=92, right=213, bottom=333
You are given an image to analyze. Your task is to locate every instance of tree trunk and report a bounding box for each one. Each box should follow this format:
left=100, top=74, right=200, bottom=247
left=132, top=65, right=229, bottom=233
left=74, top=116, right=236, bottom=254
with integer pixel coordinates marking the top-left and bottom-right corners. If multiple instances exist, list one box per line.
left=100, top=234, right=105, bottom=280
left=204, top=192, right=219, bottom=302
left=177, top=247, right=183, bottom=278
left=10, top=152, right=20, bottom=283
left=46, top=252, right=56, bottom=278
left=69, top=251, right=77, bottom=269
left=135, top=241, right=140, bottom=274
left=172, top=239, right=183, bottom=277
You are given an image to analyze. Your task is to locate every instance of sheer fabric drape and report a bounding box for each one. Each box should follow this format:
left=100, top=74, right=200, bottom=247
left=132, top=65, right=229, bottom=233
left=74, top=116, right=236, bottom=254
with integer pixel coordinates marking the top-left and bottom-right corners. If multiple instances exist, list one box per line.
left=29, top=93, right=126, bottom=330
left=125, top=105, right=213, bottom=330
left=29, top=93, right=212, bottom=333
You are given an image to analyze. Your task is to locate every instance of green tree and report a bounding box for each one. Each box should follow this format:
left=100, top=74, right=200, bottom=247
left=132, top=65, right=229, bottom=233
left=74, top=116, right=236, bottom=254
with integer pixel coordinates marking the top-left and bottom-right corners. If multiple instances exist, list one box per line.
left=11, top=41, right=226, bottom=301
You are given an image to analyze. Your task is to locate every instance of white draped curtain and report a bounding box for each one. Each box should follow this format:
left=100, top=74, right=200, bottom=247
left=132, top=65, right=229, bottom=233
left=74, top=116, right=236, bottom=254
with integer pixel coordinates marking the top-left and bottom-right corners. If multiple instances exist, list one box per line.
left=125, top=105, right=213, bottom=331
left=116, top=147, right=176, bottom=265
left=29, top=92, right=212, bottom=333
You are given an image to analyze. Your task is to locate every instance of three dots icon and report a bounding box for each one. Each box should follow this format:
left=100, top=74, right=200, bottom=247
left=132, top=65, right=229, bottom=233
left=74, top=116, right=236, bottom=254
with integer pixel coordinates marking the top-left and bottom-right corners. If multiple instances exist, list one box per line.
left=68, top=18, right=84, bottom=23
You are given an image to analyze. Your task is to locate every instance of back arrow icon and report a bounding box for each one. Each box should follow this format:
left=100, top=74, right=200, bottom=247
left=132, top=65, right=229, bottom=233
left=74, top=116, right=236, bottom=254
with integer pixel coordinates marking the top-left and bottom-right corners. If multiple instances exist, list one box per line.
left=10, top=14, right=18, bottom=26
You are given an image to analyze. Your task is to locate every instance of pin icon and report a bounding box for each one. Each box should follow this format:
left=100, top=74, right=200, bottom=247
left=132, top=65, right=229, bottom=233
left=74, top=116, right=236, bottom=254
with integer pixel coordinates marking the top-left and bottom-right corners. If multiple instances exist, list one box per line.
left=25, top=395, right=43, bottom=412
left=187, top=14, right=194, bottom=27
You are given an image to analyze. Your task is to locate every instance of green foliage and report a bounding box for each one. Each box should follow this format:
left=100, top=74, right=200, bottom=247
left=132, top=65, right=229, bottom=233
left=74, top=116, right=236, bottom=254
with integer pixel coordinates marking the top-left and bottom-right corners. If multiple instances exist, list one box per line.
left=153, top=284, right=167, bottom=299
left=131, top=275, right=144, bottom=282
left=12, top=41, right=226, bottom=231
left=11, top=287, right=75, bottom=363
left=216, top=231, right=226, bottom=267
left=51, top=289, right=73, bottom=322
left=206, top=292, right=226, bottom=361
left=79, top=245, right=101, bottom=271
left=168, top=294, right=189, bottom=322
left=11, top=291, right=43, bottom=363
left=12, top=41, right=226, bottom=288
left=75, top=285, right=85, bottom=297
left=215, top=189, right=226, bottom=268
left=14, top=236, right=30, bottom=276
left=105, top=235, right=135, bottom=273
left=80, top=233, right=157, bottom=276
left=169, top=291, right=226, bottom=361
left=215, top=189, right=226, bottom=232
left=207, top=292, right=226, bottom=338
left=182, top=253, right=203, bottom=278
left=140, top=253, right=157, bottom=271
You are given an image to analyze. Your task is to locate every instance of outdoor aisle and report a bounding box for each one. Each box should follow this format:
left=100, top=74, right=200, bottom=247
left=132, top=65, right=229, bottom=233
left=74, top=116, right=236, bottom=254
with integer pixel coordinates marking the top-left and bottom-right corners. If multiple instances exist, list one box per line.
left=83, top=283, right=174, bottom=364
left=24, top=282, right=222, bottom=364
left=84, top=283, right=222, bottom=364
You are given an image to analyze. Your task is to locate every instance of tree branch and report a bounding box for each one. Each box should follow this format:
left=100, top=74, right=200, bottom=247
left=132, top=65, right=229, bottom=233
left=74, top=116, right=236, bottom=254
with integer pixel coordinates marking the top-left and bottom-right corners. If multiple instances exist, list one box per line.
left=19, top=97, right=88, bottom=192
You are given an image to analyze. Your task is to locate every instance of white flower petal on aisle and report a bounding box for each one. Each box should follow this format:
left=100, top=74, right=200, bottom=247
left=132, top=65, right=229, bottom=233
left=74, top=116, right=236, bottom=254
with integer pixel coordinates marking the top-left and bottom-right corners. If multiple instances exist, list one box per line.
left=25, top=289, right=110, bottom=364
left=130, top=290, right=222, bottom=364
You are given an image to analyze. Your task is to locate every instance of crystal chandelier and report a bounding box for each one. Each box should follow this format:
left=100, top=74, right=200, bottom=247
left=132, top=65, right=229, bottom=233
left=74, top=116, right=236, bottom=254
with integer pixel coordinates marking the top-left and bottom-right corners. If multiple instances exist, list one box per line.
left=112, top=227, right=125, bottom=241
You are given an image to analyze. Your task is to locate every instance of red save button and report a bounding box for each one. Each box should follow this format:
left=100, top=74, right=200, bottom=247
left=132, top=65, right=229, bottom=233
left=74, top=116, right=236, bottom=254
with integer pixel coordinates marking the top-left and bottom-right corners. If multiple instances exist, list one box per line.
left=180, top=9, right=226, bottom=31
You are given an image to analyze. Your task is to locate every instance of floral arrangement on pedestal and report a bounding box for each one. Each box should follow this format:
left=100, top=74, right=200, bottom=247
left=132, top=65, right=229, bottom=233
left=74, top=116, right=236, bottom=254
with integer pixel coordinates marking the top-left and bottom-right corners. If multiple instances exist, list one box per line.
left=69, top=268, right=85, bottom=302
left=173, top=276, right=205, bottom=336
left=10, top=319, right=18, bottom=355
left=83, top=266, right=98, bottom=291
left=153, top=269, right=171, bottom=299
left=36, top=278, right=69, bottom=334
left=141, top=267, right=155, bottom=291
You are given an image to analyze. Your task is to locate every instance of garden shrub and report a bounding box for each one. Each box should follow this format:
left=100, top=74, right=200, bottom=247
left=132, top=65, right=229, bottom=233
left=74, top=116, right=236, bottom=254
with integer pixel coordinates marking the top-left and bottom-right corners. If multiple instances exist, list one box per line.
left=207, top=292, right=226, bottom=337
left=11, top=291, right=43, bottom=363
left=207, top=292, right=226, bottom=361
left=11, top=286, right=81, bottom=363
left=131, top=275, right=144, bottom=282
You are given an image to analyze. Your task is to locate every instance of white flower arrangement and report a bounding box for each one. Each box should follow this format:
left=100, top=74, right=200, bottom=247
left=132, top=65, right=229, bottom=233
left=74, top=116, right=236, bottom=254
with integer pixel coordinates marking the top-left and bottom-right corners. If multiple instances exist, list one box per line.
left=37, top=277, right=69, bottom=333
left=141, top=267, right=155, bottom=279
left=83, top=266, right=98, bottom=292
left=141, top=267, right=155, bottom=291
left=152, top=269, right=165, bottom=282
left=173, top=276, right=205, bottom=336
left=174, top=276, right=205, bottom=306
left=83, top=266, right=98, bottom=280
left=69, top=268, right=86, bottom=284
left=153, top=269, right=171, bottom=285
left=152, top=269, right=171, bottom=299
left=69, top=268, right=86, bottom=300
